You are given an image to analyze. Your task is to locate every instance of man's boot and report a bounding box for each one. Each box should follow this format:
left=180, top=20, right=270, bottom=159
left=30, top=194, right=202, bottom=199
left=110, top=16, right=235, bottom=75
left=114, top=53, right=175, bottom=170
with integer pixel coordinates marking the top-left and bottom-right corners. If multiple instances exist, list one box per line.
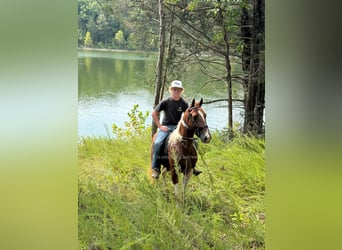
left=193, top=168, right=202, bottom=176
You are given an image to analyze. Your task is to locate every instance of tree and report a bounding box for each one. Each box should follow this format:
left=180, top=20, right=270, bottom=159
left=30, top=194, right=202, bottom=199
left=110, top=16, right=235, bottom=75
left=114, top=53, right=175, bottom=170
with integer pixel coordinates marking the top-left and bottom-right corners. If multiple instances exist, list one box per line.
left=86, top=18, right=98, bottom=44
left=152, top=0, right=166, bottom=135
left=161, top=0, right=264, bottom=138
left=96, top=13, right=112, bottom=47
left=105, top=0, right=159, bottom=51
left=78, top=0, right=101, bottom=46
left=127, top=33, right=138, bottom=50
left=114, top=30, right=125, bottom=49
left=84, top=31, right=93, bottom=47
left=241, top=0, right=265, bottom=135
left=160, top=0, right=240, bottom=139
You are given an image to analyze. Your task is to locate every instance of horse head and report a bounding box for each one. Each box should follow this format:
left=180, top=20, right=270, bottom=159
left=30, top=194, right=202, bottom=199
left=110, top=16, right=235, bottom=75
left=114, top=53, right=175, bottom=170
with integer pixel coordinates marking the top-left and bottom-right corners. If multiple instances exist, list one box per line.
left=185, top=98, right=211, bottom=143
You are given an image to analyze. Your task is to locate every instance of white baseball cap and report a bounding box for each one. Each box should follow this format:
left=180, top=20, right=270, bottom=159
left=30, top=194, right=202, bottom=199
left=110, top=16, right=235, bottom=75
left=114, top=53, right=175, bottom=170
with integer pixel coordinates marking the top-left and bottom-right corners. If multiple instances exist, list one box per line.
left=170, top=80, right=184, bottom=89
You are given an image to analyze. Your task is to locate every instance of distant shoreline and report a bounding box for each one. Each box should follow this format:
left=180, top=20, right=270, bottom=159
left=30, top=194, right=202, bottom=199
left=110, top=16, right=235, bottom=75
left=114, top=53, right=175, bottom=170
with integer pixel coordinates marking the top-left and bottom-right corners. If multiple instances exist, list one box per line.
left=78, top=47, right=157, bottom=54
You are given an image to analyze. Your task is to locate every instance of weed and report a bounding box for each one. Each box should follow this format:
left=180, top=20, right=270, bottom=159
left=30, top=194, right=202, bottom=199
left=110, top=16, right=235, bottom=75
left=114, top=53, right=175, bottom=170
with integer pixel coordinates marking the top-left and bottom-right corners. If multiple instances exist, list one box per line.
left=79, top=105, right=265, bottom=249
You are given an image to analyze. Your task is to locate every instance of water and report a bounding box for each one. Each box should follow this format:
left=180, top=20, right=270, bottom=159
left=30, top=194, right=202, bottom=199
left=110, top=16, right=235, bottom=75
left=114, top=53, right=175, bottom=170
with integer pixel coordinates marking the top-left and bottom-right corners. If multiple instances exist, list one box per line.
left=78, top=90, right=154, bottom=137
left=78, top=49, right=244, bottom=137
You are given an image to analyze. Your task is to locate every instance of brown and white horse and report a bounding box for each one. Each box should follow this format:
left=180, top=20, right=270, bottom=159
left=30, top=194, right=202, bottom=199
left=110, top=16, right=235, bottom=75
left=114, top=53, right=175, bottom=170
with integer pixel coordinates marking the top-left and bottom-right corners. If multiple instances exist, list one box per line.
left=151, top=98, right=211, bottom=196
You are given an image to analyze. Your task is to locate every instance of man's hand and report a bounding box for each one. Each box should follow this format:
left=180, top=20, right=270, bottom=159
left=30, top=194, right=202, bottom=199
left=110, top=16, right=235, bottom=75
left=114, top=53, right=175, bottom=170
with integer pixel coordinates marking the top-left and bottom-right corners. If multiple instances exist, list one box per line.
left=159, top=125, right=168, bottom=132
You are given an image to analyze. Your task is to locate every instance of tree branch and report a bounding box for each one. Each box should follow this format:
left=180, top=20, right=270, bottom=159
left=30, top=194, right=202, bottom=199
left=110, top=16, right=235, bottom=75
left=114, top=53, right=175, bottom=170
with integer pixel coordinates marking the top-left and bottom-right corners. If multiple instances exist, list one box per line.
left=204, top=98, right=244, bottom=104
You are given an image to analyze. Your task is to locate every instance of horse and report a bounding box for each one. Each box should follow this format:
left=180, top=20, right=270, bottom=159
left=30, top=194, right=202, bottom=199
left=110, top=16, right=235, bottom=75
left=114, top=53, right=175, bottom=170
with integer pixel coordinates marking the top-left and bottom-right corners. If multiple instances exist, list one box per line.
left=150, top=98, right=211, bottom=197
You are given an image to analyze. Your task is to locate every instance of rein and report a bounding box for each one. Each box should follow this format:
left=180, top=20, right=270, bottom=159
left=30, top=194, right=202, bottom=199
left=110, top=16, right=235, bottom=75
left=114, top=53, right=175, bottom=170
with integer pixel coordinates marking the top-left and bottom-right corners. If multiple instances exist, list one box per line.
left=180, top=116, right=208, bottom=141
left=180, top=119, right=198, bottom=141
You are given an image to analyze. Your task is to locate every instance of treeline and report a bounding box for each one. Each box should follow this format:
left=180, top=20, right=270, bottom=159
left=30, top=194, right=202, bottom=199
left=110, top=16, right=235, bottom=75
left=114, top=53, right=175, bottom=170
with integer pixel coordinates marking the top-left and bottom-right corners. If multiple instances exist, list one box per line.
left=78, top=0, right=159, bottom=51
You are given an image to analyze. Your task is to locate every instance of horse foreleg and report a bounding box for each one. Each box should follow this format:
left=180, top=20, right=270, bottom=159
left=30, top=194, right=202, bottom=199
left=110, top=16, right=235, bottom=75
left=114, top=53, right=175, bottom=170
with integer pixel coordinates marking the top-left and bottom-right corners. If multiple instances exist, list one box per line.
left=169, top=163, right=181, bottom=202
left=170, top=166, right=179, bottom=185
left=168, top=154, right=179, bottom=185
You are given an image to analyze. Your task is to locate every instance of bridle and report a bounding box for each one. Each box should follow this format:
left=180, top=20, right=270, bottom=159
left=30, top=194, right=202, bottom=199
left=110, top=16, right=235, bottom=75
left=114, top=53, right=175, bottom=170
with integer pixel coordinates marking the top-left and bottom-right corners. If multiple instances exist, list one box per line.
left=181, top=107, right=208, bottom=140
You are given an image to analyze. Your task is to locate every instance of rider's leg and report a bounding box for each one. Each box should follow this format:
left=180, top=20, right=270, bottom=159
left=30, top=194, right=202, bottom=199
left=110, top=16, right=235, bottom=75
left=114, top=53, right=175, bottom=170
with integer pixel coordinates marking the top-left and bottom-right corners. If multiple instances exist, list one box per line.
left=152, top=129, right=170, bottom=177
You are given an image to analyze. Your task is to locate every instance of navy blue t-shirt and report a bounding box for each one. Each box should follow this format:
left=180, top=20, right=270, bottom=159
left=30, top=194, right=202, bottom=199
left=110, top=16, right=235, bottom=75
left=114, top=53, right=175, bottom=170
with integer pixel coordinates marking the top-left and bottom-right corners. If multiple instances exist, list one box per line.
left=155, top=97, right=189, bottom=126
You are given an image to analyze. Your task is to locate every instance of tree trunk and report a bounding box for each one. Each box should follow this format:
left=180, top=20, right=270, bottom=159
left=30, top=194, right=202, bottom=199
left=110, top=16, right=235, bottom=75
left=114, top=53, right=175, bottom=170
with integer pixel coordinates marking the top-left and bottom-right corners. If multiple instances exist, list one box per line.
left=161, top=6, right=176, bottom=100
left=152, top=0, right=166, bottom=136
left=241, top=5, right=251, bottom=123
left=253, top=0, right=265, bottom=135
left=242, top=0, right=265, bottom=135
left=218, top=1, right=233, bottom=140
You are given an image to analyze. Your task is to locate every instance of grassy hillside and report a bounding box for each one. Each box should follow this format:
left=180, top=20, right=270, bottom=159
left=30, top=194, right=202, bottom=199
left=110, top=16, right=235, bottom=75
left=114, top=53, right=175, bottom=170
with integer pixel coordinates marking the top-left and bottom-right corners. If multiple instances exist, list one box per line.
left=79, top=105, right=264, bottom=249
left=78, top=129, right=265, bottom=249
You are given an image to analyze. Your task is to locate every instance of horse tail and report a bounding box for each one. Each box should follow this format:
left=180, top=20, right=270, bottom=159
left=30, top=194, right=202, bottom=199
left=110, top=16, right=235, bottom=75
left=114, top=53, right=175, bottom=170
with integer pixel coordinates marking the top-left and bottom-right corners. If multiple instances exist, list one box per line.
left=149, top=133, right=157, bottom=185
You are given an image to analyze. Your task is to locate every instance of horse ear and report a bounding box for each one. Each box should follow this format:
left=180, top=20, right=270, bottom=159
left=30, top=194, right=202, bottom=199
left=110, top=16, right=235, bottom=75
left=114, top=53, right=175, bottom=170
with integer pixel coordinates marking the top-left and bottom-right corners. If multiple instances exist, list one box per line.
left=190, top=99, right=195, bottom=108
left=199, top=98, right=203, bottom=107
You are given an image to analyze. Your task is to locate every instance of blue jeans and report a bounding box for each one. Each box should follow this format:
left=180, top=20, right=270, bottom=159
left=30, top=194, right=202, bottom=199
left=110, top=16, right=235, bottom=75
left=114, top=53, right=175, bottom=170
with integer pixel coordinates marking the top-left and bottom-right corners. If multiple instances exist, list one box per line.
left=152, top=125, right=177, bottom=170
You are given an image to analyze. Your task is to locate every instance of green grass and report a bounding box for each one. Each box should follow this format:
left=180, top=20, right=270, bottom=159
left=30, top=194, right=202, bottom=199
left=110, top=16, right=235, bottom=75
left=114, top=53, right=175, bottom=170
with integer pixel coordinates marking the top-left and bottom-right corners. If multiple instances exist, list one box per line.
left=78, top=130, right=265, bottom=250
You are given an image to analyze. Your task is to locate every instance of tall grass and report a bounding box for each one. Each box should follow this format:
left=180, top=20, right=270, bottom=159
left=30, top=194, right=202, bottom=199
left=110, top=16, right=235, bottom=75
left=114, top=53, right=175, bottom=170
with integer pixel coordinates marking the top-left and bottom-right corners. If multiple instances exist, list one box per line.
left=79, top=106, right=265, bottom=249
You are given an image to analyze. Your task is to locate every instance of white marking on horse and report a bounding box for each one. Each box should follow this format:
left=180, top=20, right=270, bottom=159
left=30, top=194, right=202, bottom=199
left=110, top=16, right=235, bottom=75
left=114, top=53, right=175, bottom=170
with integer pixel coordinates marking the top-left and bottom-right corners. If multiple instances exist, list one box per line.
left=198, top=110, right=211, bottom=142
left=169, top=115, right=183, bottom=146
left=198, top=110, right=205, bottom=122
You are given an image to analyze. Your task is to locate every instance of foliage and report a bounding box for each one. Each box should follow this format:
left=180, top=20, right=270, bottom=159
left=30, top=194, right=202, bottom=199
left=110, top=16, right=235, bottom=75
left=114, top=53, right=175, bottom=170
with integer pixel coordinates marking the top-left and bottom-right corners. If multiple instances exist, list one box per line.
left=79, top=109, right=265, bottom=249
left=127, top=32, right=138, bottom=50
left=84, top=31, right=93, bottom=47
left=112, top=104, right=150, bottom=140
left=113, top=30, right=125, bottom=49
left=78, top=0, right=159, bottom=50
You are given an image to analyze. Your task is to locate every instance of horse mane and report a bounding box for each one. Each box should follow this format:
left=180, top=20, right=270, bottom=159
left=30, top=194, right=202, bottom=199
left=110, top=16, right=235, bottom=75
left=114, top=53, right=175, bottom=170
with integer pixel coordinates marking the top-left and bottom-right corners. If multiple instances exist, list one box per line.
left=168, top=113, right=184, bottom=146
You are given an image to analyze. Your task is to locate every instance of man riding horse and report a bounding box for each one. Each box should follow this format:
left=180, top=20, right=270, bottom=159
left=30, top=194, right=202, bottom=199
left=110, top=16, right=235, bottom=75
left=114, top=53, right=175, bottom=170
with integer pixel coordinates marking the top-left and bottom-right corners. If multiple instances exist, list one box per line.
left=151, top=80, right=202, bottom=179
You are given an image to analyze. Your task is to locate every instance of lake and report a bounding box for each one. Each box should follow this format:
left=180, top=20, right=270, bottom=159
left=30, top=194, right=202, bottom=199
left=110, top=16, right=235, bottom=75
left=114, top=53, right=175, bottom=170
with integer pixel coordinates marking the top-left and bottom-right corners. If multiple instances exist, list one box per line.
left=78, top=49, right=244, bottom=137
